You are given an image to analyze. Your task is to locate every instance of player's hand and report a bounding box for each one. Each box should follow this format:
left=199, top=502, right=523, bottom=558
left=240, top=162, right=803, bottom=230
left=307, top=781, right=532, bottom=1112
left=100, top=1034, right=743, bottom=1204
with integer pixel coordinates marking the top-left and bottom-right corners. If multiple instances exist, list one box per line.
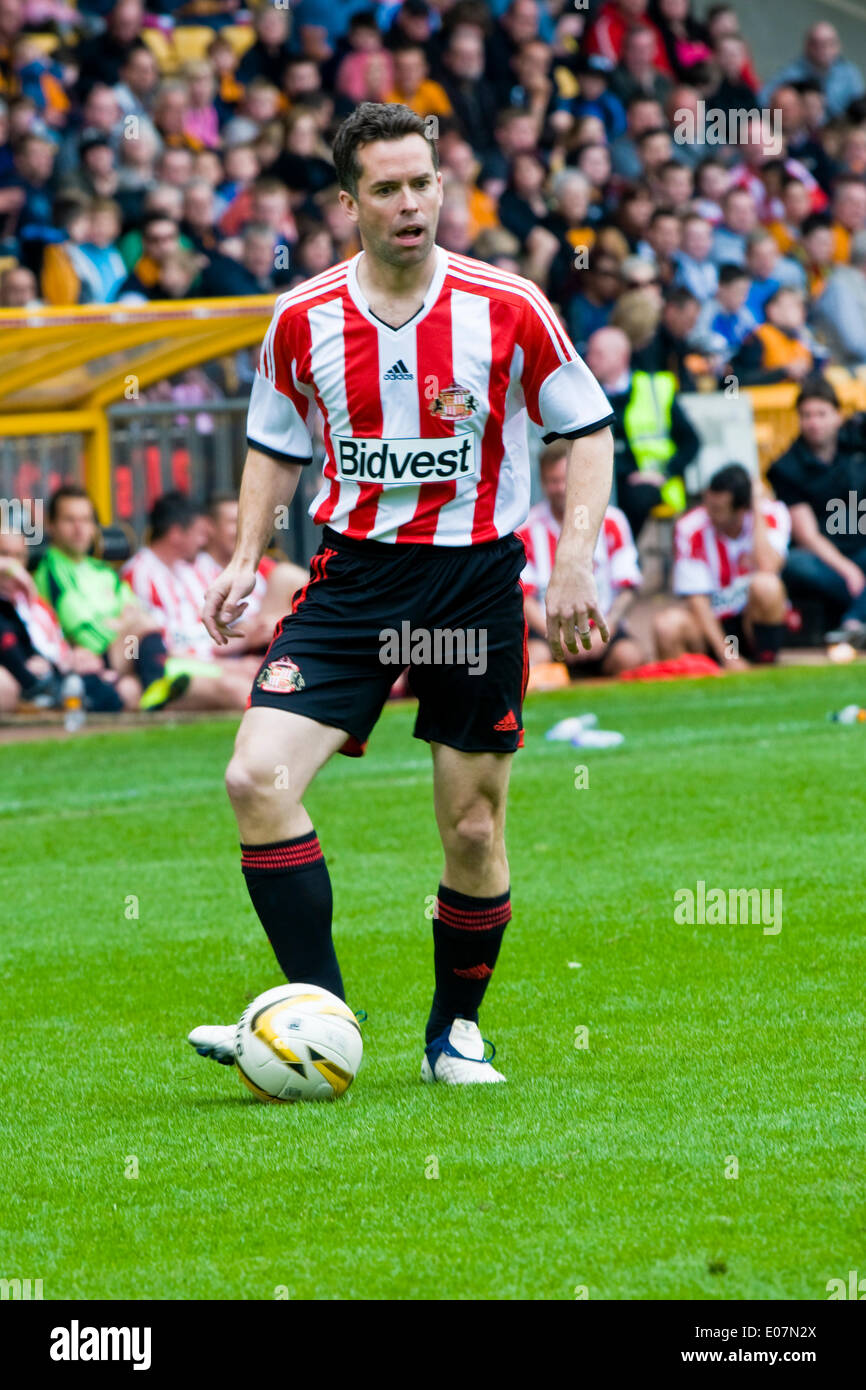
left=545, top=562, right=609, bottom=658
left=202, top=564, right=257, bottom=645
left=0, top=557, right=36, bottom=604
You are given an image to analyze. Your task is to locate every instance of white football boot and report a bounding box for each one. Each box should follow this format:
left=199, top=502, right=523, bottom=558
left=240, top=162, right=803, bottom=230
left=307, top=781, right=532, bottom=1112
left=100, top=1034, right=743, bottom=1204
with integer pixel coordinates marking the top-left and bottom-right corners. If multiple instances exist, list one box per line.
left=187, top=1024, right=237, bottom=1066
left=420, top=1018, right=506, bottom=1084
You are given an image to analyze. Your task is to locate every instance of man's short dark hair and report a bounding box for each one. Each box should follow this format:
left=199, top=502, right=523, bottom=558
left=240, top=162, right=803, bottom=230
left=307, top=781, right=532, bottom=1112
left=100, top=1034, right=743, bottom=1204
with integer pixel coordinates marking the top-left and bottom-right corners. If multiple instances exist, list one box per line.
left=707, top=464, right=752, bottom=510
left=796, top=377, right=840, bottom=410
left=149, top=490, right=202, bottom=541
left=663, top=285, right=699, bottom=310
left=206, top=491, right=239, bottom=519
left=48, top=484, right=93, bottom=523
left=332, top=101, right=439, bottom=198
left=801, top=211, right=833, bottom=237
left=718, top=262, right=749, bottom=286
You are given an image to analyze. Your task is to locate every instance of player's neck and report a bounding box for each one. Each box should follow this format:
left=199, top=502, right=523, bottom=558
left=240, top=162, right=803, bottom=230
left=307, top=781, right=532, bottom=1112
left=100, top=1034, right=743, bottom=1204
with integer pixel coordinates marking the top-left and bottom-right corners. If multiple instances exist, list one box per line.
left=356, top=245, right=439, bottom=308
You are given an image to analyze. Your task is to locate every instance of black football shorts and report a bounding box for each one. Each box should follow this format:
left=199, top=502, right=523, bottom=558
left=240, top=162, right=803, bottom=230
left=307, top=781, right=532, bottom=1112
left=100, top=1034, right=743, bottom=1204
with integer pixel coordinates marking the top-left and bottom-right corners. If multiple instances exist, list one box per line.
left=248, top=525, right=529, bottom=756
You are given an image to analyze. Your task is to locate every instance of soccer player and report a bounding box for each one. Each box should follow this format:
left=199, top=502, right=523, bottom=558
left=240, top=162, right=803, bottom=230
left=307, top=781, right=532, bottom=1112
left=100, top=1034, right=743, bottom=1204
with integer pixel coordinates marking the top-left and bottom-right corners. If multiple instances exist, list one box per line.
left=194, top=492, right=308, bottom=653
left=654, top=464, right=790, bottom=668
left=189, top=103, right=615, bottom=1085
left=35, top=485, right=188, bottom=711
left=518, top=439, right=643, bottom=677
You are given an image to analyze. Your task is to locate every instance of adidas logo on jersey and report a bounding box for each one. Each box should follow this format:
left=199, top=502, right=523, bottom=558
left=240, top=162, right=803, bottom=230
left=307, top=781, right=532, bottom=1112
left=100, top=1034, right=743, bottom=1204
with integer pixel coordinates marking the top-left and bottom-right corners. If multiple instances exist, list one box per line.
left=493, top=709, right=519, bottom=732
left=383, top=359, right=414, bottom=381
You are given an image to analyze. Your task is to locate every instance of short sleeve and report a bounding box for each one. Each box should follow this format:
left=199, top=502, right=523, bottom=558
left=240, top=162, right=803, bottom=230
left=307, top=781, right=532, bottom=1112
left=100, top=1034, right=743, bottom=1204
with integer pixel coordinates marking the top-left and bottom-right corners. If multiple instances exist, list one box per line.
left=246, top=303, right=316, bottom=464
left=763, top=501, right=791, bottom=557
left=517, top=288, right=614, bottom=444
left=605, top=509, right=642, bottom=591
left=672, top=520, right=714, bottom=597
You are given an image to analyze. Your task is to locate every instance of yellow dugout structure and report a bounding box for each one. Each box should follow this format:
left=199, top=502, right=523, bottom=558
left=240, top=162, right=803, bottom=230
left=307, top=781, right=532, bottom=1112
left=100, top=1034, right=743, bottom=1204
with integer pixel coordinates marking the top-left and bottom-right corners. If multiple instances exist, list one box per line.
left=0, top=297, right=274, bottom=522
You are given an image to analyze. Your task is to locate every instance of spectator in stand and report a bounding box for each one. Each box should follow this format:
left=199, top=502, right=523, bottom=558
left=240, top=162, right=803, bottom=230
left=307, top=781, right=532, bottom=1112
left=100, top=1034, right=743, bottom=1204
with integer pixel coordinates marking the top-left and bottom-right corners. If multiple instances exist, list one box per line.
left=34, top=485, right=189, bottom=710
left=112, top=43, right=159, bottom=122
left=0, top=131, right=57, bottom=250
left=706, top=31, right=756, bottom=113
left=585, top=0, right=672, bottom=77
left=767, top=379, right=866, bottom=646
left=237, top=5, right=293, bottom=89
left=609, top=25, right=672, bottom=108
left=743, top=230, right=807, bottom=321
left=813, top=232, right=866, bottom=364
left=486, top=0, right=543, bottom=106
left=634, top=282, right=701, bottom=385
left=637, top=206, right=681, bottom=283
left=731, top=287, right=817, bottom=386
left=115, top=211, right=182, bottom=301
left=558, top=54, right=626, bottom=144
left=693, top=262, right=755, bottom=355
left=0, top=263, right=40, bottom=305
left=797, top=212, right=835, bottom=300
left=517, top=438, right=644, bottom=677
left=439, top=20, right=500, bottom=155
left=121, top=491, right=258, bottom=709
left=0, top=527, right=138, bottom=711
left=693, top=156, right=730, bottom=223
left=650, top=0, right=711, bottom=81
left=195, top=493, right=307, bottom=654
left=585, top=324, right=697, bottom=534
left=711, top=185, right=759, bottom=266
left=567, top=249, right=623, bottom=354
left=673, top=214, right=718, bottom=302
left=656, top=464, right=790, bottom=668
left=75, top=0, right=145, bottom=96
left=386, top=43, right=452, bottom=119
left=829, top=176, right=866, bottom=265
left=760, top=22, right=865, bottom=121
left=610, top=94, right=665, bottom=181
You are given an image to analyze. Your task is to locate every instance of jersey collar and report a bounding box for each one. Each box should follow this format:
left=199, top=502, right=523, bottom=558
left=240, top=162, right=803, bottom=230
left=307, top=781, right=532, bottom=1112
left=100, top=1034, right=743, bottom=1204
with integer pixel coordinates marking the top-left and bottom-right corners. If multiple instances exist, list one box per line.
left=346, top=244, right=448, bottom=337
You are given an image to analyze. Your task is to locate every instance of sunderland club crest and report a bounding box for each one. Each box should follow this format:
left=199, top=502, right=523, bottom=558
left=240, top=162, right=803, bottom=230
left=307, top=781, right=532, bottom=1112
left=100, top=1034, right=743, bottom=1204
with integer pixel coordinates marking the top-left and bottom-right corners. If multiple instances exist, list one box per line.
left=255, top=656, right=306, bottom=694
left=429, top=380, right=478, bottom=421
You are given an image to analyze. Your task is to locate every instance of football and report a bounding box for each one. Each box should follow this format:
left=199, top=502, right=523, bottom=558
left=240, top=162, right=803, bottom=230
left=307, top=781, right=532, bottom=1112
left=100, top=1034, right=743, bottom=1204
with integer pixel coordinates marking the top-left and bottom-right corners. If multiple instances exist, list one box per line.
left=234, top=984, right=363, bottom=1103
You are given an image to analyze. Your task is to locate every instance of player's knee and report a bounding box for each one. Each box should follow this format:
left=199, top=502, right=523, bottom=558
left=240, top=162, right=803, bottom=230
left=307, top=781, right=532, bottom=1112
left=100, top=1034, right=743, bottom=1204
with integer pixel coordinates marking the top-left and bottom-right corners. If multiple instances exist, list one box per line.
left=226, top=747, right=299, bottom=810
left=0, top=667, right=19, bottom=711
left=451, top=805, right=498, bottom=861
left=748, top=571, right=785, bottom=612
left=653, top=607, right=685, bottom=643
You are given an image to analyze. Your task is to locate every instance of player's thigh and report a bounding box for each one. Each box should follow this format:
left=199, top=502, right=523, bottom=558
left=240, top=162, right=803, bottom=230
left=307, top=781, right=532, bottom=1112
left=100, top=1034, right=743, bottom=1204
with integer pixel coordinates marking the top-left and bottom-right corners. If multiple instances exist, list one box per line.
left=431, top=741, right=514, bottom=836
left=228, top=705, right=349, bottom=802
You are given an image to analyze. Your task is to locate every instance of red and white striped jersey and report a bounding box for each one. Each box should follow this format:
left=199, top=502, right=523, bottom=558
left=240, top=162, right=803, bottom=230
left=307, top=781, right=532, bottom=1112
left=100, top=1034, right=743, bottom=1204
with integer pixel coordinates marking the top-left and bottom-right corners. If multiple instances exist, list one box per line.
left=247, top=246, right=613, bottom=546
left=192, top=551, right=276, bottom=621
left=673, top=501, right=791, bottom=618
left=516, top=501, right=642, bottom=617
left=122, top=546, right=214, bottom=661
left=16, top=594, right=69, bottom=667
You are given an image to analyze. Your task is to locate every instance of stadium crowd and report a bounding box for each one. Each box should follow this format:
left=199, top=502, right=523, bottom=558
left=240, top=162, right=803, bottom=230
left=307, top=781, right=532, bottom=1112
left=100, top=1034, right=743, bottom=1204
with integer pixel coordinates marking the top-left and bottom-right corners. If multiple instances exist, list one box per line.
left=1, top=0, right=866, bottom=712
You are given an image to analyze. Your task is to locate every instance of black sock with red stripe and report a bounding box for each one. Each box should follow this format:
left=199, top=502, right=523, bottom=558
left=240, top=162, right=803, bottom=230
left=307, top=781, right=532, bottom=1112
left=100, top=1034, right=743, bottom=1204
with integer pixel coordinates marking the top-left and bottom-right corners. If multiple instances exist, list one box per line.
left=240, top=831, right=344, bottom=1000
left=425, top=884, right=511, bottom=1045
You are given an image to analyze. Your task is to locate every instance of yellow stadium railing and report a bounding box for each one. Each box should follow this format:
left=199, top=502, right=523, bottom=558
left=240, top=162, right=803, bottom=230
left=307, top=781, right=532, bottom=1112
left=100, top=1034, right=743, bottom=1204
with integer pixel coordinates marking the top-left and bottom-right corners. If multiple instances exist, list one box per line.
left=0, top=297, right=274, bottom=522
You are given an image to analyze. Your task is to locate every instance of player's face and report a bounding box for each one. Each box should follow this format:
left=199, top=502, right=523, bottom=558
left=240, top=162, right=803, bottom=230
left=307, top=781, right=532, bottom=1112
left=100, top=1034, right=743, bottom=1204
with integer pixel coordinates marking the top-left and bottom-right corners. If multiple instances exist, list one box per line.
left=51, top=498, right=96, bottom=557
left=704, top=490, right=742, bottom=535
left=341, top=136, right=443, bottom=268
left=211, top=501, right=238, bottom=557
left=541, top=457, right=568, bottom=519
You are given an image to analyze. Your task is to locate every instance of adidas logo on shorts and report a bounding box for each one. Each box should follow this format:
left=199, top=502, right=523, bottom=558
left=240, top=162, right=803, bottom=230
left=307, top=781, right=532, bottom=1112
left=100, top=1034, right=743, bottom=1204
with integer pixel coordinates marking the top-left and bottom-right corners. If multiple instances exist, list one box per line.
left=383, top=359, right=414, bottom=381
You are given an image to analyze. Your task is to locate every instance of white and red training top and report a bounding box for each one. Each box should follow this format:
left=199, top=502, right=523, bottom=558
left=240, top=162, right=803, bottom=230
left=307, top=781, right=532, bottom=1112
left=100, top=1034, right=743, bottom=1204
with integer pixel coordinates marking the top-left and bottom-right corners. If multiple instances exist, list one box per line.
left=516, top=501, right=642, bottom=617
left=246, top=246, right=614, bottom=546
left=672, top=501, right=791, bottom=618
left=122, top=546, right=215, bottom=661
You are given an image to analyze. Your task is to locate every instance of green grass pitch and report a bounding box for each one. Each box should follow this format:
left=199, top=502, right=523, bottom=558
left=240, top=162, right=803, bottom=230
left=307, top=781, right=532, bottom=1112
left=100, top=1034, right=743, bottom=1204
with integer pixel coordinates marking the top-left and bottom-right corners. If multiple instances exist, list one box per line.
left=2, top=665, right=864, bottom=1300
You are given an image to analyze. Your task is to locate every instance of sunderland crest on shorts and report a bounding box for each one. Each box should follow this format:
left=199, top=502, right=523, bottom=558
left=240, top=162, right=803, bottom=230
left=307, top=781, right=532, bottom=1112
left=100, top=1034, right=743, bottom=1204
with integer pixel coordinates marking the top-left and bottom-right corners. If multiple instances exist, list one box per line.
left=256, top=656, right=305, bottom=694
left=429, top=381, right=478, bottom=421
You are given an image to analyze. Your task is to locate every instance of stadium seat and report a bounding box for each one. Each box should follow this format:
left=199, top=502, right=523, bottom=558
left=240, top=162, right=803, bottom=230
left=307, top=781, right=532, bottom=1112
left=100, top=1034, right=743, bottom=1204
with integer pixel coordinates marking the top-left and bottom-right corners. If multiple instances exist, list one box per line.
left=173, top=27, right=218, bottom=64
left=222, top=25, right=256, bottom=60
left=140, top=27, right=178, bottom=74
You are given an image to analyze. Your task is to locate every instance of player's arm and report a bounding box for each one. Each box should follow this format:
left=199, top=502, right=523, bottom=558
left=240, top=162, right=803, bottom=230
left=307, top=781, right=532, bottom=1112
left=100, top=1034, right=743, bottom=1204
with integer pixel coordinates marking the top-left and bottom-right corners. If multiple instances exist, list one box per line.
left=685, top=593, right=730, bottom=663
left=202, top=447, right=303, bottom=644
left=545, top=426, right=614, bottom=659
left=789, top=500, right=864, bottom=591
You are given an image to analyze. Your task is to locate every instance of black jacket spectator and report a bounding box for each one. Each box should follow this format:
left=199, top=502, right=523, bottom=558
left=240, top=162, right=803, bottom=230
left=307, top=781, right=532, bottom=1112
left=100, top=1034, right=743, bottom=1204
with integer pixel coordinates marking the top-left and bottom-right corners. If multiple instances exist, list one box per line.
left=768, top=413, right=866, bottom=560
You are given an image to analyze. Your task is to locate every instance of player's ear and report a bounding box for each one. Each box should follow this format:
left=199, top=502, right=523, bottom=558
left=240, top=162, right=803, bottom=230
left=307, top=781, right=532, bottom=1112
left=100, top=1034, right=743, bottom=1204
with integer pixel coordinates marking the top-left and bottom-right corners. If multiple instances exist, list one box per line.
left=337, top=188, right=359, bottom=224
